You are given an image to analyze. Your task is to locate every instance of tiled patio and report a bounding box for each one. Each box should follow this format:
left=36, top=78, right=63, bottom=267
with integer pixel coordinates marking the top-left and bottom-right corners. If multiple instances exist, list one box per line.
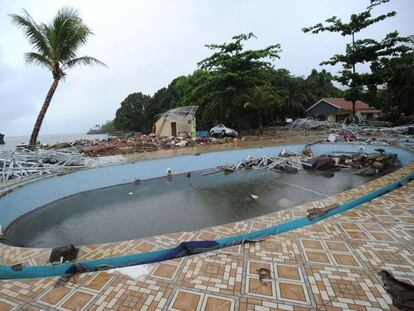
left=0, top=163, right=413, bottom=310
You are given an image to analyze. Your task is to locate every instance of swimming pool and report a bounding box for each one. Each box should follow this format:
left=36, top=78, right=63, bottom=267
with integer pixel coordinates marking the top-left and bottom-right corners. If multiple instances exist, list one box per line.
left=0, top=143, right=413, bottom=247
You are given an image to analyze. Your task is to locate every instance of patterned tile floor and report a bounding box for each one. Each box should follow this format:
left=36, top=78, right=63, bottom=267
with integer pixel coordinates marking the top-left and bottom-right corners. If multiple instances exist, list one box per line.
left=0, top=162, right=413, bottom=310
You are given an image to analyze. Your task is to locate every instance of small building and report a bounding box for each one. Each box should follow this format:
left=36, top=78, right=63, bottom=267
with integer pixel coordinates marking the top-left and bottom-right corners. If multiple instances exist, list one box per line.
left=154, top=106, right=198, bottom=137
left=305, top=98, right=380, bottom=122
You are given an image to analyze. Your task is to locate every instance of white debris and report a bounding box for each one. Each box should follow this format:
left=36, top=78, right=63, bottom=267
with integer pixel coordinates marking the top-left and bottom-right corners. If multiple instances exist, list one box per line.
left=289, top=118, right=339, bottom=131
left=0, top=147, right=85, bottom=183
left=328, top=133, right=337, bottom=142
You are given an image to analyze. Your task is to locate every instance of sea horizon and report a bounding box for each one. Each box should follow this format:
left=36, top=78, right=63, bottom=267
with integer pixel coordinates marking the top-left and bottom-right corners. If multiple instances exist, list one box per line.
left=0, top=132, right=109, bottom=151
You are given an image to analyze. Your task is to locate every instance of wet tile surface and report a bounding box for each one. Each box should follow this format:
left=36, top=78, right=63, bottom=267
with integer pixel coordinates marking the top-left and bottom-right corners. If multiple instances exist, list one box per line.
left=0, top=162, right=413, bottom=310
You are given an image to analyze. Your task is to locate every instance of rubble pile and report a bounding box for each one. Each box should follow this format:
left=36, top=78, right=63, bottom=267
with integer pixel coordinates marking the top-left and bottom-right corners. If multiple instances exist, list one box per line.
left=289, top=118, right=339, bottom=131
left=0, top=147, right=85, bottom=183
left=334, top=124, right=414, bottom=137
left=326, top=151, right=400, bottom=176
left=328, top=123, right=414, bottom=145
left=211, top=147, right=399, bottom=178
left=205, top=149, right=313, bottom=176
left=42, top=134, right=232, bottom=157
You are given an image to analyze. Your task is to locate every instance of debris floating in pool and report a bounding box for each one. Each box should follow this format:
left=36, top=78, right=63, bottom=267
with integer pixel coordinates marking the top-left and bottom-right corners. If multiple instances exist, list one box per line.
left=210, top=147, right=400, bottom=177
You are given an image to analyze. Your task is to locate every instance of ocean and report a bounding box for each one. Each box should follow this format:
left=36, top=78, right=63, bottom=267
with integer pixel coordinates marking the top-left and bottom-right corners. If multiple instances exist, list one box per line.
left=0, top=133, right=109, bottom=151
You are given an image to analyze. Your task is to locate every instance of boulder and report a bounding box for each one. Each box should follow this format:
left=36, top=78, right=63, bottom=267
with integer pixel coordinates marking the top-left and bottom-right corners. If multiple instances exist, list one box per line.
left=307, top=157, right=336, bottom=170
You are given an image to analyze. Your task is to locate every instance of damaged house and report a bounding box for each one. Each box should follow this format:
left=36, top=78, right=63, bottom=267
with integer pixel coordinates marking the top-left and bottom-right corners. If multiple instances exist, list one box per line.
left=154, top=106, right=198, bottom=137
left=305, top=98, right=380, bottom=122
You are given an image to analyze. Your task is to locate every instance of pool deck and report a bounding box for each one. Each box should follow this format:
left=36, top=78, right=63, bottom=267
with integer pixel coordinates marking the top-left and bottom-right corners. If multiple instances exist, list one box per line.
left=0, top=162, right=413, bottom=310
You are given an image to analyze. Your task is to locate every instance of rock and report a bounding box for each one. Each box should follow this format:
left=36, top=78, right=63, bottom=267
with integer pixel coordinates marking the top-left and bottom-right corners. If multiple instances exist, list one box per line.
left=49, top=244, right=79, bottom=263
left=0, top=134, right=5, bottom=145
left=307, top=157, right=336, bottom=170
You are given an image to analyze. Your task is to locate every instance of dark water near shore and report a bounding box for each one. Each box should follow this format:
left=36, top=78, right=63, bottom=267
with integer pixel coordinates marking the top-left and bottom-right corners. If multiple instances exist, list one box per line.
left=4, top=169, right=374, bottom=248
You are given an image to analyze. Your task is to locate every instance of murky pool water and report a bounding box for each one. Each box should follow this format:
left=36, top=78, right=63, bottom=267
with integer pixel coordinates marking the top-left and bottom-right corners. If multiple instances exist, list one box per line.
left=4, top=169, right=374, bottom=247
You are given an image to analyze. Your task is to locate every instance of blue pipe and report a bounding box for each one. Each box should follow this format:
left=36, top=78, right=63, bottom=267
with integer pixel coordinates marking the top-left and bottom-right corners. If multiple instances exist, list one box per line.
left=1, top=171, right=413, bottom=280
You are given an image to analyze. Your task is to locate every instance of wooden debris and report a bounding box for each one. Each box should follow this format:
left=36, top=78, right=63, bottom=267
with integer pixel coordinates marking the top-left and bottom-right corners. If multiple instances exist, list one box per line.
left=307, top=204, right=339, bottom=221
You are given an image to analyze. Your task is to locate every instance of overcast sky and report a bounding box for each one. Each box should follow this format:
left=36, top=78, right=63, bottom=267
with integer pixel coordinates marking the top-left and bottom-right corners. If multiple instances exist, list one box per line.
left=0, top=0, right=413, bottom=136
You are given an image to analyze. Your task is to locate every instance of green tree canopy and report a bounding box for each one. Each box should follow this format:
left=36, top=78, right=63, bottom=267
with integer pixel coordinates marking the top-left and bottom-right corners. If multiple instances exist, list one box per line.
left=114, top=92, right=153, bottom=132
left=302, top=0, right=398, bottom=117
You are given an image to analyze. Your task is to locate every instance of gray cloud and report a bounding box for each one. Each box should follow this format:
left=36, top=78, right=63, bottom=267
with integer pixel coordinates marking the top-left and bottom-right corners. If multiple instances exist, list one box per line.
left=0, top=0, right=413, bottom=136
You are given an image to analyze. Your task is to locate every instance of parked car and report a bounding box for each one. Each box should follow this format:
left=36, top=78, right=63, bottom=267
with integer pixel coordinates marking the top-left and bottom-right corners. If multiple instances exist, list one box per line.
left=209, top=124, right=238, bottom=137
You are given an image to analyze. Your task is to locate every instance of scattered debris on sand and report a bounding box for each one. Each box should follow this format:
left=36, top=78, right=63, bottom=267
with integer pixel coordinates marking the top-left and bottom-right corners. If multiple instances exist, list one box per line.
left=41, top=134, right=234, bottom=157
left=289, top=118, right=339, bottom=131
left=289, top=119, right=413, bottom=146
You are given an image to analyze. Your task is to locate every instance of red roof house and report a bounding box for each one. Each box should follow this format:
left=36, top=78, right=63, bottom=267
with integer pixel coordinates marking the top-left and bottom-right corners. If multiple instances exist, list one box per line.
left=305, top=98, right=380, bottom=122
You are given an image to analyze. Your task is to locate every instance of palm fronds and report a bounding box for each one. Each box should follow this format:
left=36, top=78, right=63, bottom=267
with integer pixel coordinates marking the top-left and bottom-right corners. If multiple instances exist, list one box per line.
left=11, top=7, right=105, bottom=79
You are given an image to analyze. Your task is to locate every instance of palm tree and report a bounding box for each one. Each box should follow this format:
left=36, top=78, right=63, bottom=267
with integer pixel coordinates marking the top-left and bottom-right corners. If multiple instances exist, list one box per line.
left=244, top=85, right=278, bottom=134
left=279, top=78, right=306, bottom=119
left=10, top=7, right=106, bottom=147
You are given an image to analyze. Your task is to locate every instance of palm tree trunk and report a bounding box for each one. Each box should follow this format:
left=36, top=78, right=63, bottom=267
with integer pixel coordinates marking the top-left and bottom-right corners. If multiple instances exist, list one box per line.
left=29, top=78, right=59, bottom=147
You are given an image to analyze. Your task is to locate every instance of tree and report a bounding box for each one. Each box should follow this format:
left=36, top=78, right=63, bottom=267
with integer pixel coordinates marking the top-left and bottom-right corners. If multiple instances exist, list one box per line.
left=279, top=77, right=307, bottom=119
left=101, top=120, right=116, bottom=133
left=369, top=39, right=414, bottom=120
left=244, top=85, right=279, bottom=133
left=114, top=92, right=153, bottom=132
left=304, top=69, right=341, bottom=108
left=196, top=33, right=282, bottom=129
left=110, top=35, right=345, bottom=132
left=302, top=0, right=396, bottom=118
left=10, top=7, right=106, bottom=147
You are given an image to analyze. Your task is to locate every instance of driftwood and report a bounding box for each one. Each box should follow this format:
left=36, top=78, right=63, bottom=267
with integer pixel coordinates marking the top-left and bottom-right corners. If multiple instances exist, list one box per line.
left=307, top=204, right=339, bottom=221
left=378, top=270, right=414, bottom=311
